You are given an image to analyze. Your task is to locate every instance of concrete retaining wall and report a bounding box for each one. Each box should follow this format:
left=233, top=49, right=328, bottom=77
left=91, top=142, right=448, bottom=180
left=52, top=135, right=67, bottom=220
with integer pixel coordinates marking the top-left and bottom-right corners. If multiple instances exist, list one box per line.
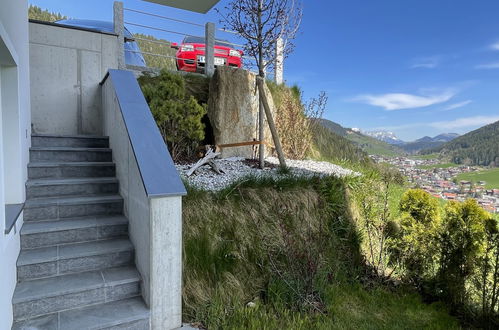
left=29, top=21, right=118, bottom=135
left=102, top=70, right=185, bottom=330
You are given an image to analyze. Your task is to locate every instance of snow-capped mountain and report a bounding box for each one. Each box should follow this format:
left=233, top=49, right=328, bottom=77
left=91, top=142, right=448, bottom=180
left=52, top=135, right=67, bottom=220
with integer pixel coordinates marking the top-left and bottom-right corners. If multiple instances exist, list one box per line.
left=362, top=130, right=405, bottom=145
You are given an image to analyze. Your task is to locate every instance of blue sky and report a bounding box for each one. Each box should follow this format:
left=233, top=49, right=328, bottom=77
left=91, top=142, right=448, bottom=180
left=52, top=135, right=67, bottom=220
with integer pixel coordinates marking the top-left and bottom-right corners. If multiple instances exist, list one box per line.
left=30, top=0, right=499, bottom=141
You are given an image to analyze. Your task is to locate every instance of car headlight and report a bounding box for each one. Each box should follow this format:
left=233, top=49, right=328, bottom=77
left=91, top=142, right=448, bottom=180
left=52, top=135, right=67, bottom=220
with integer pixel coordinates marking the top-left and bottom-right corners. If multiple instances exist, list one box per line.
left=181, top=44, right=195, bottom=52
left=229, top=49, right=241, bottom=57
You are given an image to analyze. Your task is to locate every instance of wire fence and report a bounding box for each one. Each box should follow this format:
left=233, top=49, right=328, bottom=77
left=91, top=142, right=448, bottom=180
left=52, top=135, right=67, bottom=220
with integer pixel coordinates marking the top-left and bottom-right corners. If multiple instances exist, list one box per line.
left=121, top=5, right=268, bottom=77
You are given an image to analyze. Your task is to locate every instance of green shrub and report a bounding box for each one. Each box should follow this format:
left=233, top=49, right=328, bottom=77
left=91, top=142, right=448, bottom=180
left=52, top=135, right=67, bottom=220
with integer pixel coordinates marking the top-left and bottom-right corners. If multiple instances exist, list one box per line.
left=391, top=189, right=441, bottom=285
left=138, top=70, right=206, bottom=161
left=438, top=199, right=488, bottom=306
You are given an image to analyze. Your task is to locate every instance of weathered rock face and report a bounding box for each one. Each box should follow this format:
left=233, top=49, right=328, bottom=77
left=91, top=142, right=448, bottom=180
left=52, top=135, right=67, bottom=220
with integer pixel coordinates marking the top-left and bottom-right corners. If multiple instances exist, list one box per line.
left=208, top=66, right=275, bottom=158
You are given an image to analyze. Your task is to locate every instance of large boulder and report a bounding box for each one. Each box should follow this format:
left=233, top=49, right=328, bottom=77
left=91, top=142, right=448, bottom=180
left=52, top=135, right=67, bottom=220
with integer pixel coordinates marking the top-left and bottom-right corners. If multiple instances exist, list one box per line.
left=208, top=66, right=275, bottom=158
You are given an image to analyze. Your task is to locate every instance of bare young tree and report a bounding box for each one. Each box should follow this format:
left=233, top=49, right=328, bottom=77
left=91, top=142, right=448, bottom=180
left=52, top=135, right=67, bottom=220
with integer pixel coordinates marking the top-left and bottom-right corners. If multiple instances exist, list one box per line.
left=216, top=0, right=303, bottom=78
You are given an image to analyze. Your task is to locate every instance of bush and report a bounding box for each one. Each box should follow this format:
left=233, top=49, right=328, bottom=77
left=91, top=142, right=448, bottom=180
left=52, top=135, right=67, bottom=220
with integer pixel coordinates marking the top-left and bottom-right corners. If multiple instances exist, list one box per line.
left=438, top=199, right=488, bottom=306
left=138, top=70, right=207, bottom=161
left=391, top=189, right=441, bottom=286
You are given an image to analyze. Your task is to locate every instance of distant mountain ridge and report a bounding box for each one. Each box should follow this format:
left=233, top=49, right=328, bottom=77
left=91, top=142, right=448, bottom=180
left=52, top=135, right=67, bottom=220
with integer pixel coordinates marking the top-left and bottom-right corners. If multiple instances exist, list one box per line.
left=422, top=120, right=499, bottom=166
left=400, top=133, right=460, bottom=154
left=317, top=120, right=403, bottom=156
left=362, top=130, right=405, bottom=145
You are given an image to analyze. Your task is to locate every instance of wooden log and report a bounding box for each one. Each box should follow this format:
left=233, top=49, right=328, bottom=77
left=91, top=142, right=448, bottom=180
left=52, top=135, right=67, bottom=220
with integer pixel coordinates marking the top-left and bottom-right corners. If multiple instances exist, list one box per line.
left=186, top=149, right=221, bottom=176
left=256, top=78, right=287, bottom=168
left=208, top=160, right=224, bottom=175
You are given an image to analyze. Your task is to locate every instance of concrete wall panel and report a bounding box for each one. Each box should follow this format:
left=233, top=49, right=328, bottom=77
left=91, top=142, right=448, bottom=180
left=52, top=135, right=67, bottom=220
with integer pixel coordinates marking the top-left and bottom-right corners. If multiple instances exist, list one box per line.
left=81, top=50, right=102, bottom=134
left=29, top=22, right=119, bottom=135
left=30, top=43, right=78, bottom=134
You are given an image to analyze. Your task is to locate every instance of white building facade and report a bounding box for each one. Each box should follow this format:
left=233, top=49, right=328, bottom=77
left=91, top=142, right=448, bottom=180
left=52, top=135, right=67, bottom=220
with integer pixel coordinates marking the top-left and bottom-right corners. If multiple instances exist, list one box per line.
left=0, top=0, right=31, bottom=329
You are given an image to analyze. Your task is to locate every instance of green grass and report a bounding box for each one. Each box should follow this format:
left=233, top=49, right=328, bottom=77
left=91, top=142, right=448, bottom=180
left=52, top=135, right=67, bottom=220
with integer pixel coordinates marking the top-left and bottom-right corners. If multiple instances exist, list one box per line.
left=416, top=163, right=459, bottom=170
left=204, top=283, right=459, bottom=330
left=456, top=167, right=499, bottom=189
left=413, top=154, right=441, bottom=160
left=182, top=176, right=460, bottom=329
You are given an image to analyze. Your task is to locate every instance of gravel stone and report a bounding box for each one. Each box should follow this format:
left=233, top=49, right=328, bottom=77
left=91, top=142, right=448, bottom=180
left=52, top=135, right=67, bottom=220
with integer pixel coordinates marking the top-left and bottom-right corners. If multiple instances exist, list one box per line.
left=176, top=157, right=360, bottom=191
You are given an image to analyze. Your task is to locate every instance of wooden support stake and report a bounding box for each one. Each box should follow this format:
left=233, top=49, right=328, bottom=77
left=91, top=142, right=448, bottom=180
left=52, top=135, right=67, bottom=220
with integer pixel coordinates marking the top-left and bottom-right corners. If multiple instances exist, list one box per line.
left=256, top=78, right=287, bottom=169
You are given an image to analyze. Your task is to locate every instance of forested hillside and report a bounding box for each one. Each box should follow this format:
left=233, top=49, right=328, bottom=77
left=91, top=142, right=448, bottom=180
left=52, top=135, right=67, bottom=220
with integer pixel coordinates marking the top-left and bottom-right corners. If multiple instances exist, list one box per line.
left=423, top=120, right=499, bottom=166
left=318, top=119, right=403, bottom=156
left=134, top=33, right=177, bottom=70
left=28, top=5, right=66, bottom=22
left=311, top=123, right=373, bottom=166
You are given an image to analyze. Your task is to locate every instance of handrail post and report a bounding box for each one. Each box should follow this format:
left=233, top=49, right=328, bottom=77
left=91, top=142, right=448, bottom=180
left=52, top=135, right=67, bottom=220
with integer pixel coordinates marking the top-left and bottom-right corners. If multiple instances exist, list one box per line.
left=205, top=22, right=215, bottom=77
left=114, top=1, right=126, bottom=69
left=275, top=37, right=284, bottom=84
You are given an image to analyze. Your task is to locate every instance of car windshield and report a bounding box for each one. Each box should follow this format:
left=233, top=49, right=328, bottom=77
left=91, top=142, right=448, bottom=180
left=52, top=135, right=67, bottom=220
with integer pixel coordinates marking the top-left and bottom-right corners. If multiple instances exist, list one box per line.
left=183, top=36, right=234, bottom=49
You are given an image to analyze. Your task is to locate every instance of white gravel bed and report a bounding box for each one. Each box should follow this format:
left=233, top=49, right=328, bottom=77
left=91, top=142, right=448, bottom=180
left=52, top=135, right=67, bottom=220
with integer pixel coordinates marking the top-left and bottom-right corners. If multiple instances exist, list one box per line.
left=176, top=157, right=360, bottom=191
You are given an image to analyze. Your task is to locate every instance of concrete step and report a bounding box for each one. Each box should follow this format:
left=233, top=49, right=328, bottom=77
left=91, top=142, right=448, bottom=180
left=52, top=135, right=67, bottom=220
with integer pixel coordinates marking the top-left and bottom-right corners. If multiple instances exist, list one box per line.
left=17, top=238, right=134, bottom=281
left=24, top=195, right=123, bottom=222
left=28, top=162, right=116, bottom=179
left=26, top=177, right=119, bottom=199
left=13, top=266, right=141, bottom=321
left=30, top=147, right=112, bottom=163
left=32, top=134, right=109, bottom=148
left=20, top=215, right=129, bottom=249
left=12, top=297, right=150, bottom=330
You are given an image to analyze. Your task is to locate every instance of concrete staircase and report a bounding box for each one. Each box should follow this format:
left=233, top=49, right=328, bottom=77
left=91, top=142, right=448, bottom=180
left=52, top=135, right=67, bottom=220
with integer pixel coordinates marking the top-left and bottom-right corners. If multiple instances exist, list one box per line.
left=13, top=135, right=150, bottom=330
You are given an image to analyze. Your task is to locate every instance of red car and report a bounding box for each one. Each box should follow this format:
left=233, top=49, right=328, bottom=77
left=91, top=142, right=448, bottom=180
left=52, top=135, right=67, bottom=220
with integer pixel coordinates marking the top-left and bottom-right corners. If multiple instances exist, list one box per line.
left=172, top=36, right=243, bottom=73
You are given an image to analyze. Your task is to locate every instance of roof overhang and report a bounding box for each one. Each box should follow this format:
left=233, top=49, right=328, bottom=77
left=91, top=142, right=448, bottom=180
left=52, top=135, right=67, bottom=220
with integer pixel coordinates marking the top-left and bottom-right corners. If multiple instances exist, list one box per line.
left=142, top=0, right=221, bottom=13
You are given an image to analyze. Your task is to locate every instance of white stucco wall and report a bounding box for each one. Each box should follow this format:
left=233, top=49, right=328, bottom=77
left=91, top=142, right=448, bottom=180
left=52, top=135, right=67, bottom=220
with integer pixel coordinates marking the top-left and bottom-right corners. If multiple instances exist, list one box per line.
left=0, top=0, right=31, bottom=329
left=29, top=22, right=118, bottom=135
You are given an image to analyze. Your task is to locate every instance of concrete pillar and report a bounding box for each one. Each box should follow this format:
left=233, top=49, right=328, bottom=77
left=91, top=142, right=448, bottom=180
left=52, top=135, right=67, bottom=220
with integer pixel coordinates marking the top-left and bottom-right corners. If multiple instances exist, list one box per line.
left=205, top=22, right=215, bottom=77
left=150, top=196, right=183, bottom=330
left=275, top=37, right=284, bottom=84
left=113, top=1, right=125, bottom=70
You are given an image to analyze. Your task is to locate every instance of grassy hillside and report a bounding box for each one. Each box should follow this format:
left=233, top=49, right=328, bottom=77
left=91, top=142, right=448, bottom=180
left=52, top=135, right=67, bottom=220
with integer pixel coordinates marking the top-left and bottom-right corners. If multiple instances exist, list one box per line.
left=416, top=163, right=459, bottom=170
left=456, top=168, right=499, bottom=189
left=182, top=176, right=460, bottom=329
left=345, top=131, right=404, bottom=156
left=423, top=120, right=499, bottom=166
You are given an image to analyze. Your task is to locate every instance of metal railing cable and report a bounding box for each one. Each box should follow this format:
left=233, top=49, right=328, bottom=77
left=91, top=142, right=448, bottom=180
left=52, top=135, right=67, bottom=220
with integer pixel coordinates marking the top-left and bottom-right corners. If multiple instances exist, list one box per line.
left=124, top=21, right=201, bottom=38
left=133, top=36, right=172, bottom=46
left=121, top=6, right=264, bottom=76
left=126, top=49, right=180, bottom=60
left=124, top=7, right=204, bottom=27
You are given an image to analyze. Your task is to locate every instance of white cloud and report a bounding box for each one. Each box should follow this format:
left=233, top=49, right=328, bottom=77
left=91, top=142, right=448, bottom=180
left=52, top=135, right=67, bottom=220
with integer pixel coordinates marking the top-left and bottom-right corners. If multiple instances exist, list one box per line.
left=442, top=100, right=472, bottom=111
left=429, top=116, right=499, bottom=130
left=475, top=62, right=499, bottom=69
left=411, top=56, right=441, bottom=69
left=491, top=42, right=499, bottom=50
left=352, top=90, right=455, bottom=111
